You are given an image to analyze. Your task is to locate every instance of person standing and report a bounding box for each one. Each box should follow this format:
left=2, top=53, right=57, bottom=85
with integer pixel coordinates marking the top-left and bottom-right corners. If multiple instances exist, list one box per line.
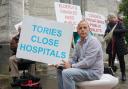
left=57, top=19, right=104, bottom=89
left=104, top=14, right=128, bottom=81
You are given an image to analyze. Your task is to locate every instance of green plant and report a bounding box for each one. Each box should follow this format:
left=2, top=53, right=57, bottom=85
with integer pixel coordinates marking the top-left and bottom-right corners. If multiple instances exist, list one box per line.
left=119, top=0, right=128, bottom=43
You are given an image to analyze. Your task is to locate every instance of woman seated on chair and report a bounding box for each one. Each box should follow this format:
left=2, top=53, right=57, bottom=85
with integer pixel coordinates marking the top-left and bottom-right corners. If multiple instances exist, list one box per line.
left=9, top=28, right=21, bottom=82
left=9, top=26, right=35, bottom=83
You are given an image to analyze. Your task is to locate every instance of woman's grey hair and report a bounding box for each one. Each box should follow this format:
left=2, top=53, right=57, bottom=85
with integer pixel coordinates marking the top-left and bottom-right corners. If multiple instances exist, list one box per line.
left=107, top=14, right=117, bottom=21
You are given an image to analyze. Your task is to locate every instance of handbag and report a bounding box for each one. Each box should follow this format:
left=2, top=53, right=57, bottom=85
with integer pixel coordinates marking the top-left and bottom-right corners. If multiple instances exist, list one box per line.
left=104, top=67, right=114, bottom=76
left=104, top=23, right=117, bottom=44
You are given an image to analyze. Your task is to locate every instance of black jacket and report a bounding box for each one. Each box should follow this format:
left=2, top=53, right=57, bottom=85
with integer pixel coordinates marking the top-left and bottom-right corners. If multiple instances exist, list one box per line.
left=104, top=21, right=128, bottom=56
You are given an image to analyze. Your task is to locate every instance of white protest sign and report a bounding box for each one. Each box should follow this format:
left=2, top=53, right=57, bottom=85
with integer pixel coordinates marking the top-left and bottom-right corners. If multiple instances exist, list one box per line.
left=16, top=16, right=73, bottom=64
left=85, top=11, right=106, bottom=34
left=55, top=2, right=82, bottom=32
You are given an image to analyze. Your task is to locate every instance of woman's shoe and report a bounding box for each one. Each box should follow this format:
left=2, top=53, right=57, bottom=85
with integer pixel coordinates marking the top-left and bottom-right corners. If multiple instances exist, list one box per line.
left=121, top=74, right=126, bottom=81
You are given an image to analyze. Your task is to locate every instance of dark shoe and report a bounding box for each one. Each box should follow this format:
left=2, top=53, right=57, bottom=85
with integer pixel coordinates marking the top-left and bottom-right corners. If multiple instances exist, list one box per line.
left=121, top=74, right=126, bottom=81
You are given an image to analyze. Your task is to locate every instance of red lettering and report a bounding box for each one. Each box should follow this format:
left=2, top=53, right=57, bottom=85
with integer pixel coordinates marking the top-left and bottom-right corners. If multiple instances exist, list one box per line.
left=97, top=25, right=101, bottom=28
left=86, top=18, right=97, bottom=23
left=96, top=29, right=101, bottom=32
left=60, top=9, right=77, bottom=15
left=65, top=16, right=74, bottom=20
left=90, top=28, right=101, bottom=33
left=97, top=20, right=105, bottom=24
left=89, top=23, right=98, bottom=28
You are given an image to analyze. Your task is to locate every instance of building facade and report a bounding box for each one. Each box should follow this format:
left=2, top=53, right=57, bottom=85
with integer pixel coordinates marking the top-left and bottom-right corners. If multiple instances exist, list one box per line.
left=0, top=0, right=120, bottom=43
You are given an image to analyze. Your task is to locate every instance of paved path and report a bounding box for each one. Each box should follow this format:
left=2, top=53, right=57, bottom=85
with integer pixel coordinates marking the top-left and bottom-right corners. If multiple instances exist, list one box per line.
left=0, top=55, right=128, bottom=89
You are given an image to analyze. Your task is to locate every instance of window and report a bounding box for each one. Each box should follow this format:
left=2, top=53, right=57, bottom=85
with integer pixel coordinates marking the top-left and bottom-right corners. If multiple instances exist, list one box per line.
left=72, top=0, right=81, bottom=6
left=60, top=0, right=81, bottom=5
left=60, top=0, right=70, bottom=3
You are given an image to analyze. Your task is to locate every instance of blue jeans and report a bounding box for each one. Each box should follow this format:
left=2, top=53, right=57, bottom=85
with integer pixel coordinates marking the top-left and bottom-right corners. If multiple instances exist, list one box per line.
left=57, top=68, right=99, bottom=89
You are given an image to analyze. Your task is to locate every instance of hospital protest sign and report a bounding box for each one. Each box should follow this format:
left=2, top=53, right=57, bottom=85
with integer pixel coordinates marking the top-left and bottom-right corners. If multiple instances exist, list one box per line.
left=16, top=16, right=73, bottom=64
left=85, top=11, right=106, bottom=34
left=55, top=2, right=82, bottom=32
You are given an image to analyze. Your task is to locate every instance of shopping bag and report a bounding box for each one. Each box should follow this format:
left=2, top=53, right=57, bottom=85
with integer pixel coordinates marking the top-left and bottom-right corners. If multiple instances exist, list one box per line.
left=104, top=23, right=117, bottom=44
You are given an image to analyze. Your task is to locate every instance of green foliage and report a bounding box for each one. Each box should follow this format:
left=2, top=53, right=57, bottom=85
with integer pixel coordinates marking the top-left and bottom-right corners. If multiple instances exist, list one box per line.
left=119, top=0, right=128, bottom=29
left=119, top=0, right=128, bottom=16
left=123, top=16, right=128, bottom=28
left=123, top=16, right=128, bottom=43
left=119, top=0, right=128, bottom=43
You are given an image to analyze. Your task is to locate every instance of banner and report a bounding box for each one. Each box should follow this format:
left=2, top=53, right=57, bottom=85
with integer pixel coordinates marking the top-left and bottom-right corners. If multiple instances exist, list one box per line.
left=85, top=11, right=106, bottom=34
left=16, top=16, right=73, bottom=64
left=55, top=2, right=82, bottom=31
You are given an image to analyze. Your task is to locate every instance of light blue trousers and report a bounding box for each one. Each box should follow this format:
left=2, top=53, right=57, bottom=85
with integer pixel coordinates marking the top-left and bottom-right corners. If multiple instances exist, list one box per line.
left=57, top=68, right=99, bottom=89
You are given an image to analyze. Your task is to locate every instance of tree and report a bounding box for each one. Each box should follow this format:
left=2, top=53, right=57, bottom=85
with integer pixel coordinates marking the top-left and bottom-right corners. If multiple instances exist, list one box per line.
left=119, top=0, right=128, bottom=43
left=120, top=0, right=128, bottom=16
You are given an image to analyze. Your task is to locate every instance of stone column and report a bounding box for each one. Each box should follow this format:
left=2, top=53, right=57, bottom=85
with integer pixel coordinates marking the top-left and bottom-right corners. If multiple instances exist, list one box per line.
left=0, top=0, right=9, bottom=43
left=9, top=0, right=23, bottom=38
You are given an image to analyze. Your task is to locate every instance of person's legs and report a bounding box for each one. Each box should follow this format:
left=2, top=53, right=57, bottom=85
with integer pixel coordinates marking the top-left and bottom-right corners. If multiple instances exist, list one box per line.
left=58, top=68, right=98, bottom=89
left=108, top=53, right=116, bottom=70
left=108, top=54, right=112, bottom=67
left=57, top=69, right=64, bottom=89
left=9, top=55, right=19, bottom=82
left=117, top=54, right=126, bottom=81
left=111, top=52, right=117, bottom=72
